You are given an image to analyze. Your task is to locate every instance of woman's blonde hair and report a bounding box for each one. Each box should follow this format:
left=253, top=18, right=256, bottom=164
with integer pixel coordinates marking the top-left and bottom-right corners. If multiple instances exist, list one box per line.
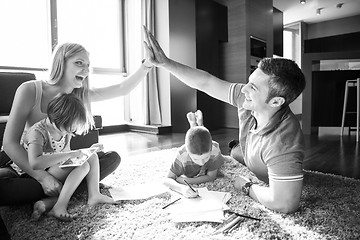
left=48, top=42, right=94, bottom=127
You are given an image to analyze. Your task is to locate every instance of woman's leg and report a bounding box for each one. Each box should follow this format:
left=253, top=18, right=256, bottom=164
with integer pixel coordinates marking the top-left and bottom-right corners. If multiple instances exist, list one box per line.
left=85, top=154, right=115, bottom=205
left=0, top=150, right=46, bottom=206
left=98, top=151, right=121, bottom=181
left=0, top=177, right=45, bottom=206
left=75, top=151, right=120, bottom=193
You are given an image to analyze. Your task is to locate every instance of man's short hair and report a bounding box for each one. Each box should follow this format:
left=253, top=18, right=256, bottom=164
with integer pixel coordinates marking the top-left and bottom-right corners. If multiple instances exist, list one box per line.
left=185, top=126, right=212, bottom=155
left=258, top=58, right=306, bottom=106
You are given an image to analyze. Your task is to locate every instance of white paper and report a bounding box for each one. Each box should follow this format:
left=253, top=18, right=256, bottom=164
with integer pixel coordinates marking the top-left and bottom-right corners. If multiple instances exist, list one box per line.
left=109, top=182, right=168, bottom=201
left=165, top=187, right=231, bottom=223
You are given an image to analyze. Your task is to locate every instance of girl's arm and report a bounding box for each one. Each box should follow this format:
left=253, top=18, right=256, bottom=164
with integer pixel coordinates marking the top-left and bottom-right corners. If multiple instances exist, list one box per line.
left=89, top=60, right=153, bottom=102
left=27, top=131, right=83, bottom=170
left=3, top=82, right=62, bottom=196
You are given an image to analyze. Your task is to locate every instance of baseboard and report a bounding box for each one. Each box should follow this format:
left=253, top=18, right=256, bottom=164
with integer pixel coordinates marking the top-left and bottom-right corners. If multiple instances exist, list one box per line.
left=99, top=124, right=172, bottom=135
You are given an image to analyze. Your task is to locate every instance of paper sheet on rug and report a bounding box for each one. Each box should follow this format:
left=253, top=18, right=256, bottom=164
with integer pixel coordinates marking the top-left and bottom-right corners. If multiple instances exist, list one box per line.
left=171, top=209, right=225, bottom=223
left=109, top=182, right=168, bottom=200
left=165, top=187, right=231, bottom=222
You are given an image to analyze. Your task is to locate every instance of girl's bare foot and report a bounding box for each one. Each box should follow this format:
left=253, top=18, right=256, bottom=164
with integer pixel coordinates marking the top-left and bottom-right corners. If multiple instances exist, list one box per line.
left=47, top=208, right=76, bottom=222
left=88, top=194, right=115, bottom=206
left=31, top=197, right=57, bottom=221
left=187, top=112, right=197, bottom=127
left=195, top=110, right=203, bottom=126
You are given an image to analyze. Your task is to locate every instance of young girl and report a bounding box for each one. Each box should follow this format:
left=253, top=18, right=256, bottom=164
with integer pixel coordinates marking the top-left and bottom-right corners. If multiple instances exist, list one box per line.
left=23, top=93, right=115, bottom=221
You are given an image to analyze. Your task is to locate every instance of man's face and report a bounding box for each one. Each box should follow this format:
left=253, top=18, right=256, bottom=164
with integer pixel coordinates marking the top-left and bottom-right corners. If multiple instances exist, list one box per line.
left=241, top=68, right=271, bottom=113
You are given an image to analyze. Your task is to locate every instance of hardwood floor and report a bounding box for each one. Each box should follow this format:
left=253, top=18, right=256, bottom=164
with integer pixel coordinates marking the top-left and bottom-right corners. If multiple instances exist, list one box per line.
left=99, top=127, right=360, bottom=180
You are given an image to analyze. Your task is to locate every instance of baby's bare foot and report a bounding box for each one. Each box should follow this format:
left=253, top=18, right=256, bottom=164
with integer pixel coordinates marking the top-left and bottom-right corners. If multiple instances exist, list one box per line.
left=187, top=112, right=197, bottom=127
left=195, top=110, right=203, bottom=126
left=88, top=194, right=115, bottom=206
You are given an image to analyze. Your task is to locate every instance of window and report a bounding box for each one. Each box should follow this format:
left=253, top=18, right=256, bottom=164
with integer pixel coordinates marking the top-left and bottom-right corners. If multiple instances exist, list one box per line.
left=0, top=0, right=51, bottom=69
left=0, top=0, right=144, bottom=127
left=57, top=0, right=124, bottom=71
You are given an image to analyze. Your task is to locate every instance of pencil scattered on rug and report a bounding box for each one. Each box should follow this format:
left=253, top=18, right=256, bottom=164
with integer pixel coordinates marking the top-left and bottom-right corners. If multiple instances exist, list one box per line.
left=1, top=148, right=360, bottom=240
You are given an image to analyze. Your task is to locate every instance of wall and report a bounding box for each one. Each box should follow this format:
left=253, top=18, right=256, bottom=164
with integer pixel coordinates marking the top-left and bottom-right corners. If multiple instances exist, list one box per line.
left=214, top=0, right=274, bottom=128
left=307, top=15, right=360, bottom=39
left=214, top=0, right=247, bottom=128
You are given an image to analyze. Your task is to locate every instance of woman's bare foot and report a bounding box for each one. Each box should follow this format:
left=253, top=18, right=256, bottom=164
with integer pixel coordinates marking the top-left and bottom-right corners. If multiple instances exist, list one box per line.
left=195, top=110, right=203, bottom=126
left=47, top=208, right=76, bottom=222
left=88, top=194, right=115, bottom=206
left=187, top=112, right=197, bottom=127
left=31, top=197, right=57, bottom=221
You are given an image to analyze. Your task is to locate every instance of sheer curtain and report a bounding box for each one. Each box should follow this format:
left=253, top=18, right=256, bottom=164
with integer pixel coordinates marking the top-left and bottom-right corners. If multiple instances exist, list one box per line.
left=141, top=0, right=162, bottom=125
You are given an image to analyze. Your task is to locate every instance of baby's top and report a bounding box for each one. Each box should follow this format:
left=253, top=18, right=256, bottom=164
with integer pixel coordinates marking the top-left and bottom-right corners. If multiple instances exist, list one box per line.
left=170, top=141, right=224, bottom=178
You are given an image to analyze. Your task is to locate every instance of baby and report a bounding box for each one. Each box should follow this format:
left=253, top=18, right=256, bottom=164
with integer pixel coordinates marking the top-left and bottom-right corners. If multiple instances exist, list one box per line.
left=164, top=110, right=225, bottom=198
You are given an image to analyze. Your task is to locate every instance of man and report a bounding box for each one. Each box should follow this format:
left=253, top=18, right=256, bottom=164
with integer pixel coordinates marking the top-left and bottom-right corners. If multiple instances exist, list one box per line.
left=143, top=27, right=306, bottom=213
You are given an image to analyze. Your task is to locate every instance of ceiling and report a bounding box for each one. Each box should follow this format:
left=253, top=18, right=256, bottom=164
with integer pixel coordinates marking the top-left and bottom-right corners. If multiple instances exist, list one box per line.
left=273, top=0, right=360, bottom=25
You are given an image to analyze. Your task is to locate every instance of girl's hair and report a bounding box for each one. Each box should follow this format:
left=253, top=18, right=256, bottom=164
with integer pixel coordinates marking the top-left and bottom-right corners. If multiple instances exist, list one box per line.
left=258, top=58, right=306, bottom=106
left=47, top=93, right=92, bottom=135
left=185, top=126, right=212, bottom=155
left=48, top=42, right=93, bottom=126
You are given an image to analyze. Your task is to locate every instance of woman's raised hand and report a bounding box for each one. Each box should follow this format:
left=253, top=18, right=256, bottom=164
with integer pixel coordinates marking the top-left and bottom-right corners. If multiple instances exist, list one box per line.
left=143, top=26, right=170, bottom=67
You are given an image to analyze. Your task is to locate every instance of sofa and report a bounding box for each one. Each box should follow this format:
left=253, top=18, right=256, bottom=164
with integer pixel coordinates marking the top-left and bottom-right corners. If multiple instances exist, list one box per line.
left=0, top=71, right=102, bottom=149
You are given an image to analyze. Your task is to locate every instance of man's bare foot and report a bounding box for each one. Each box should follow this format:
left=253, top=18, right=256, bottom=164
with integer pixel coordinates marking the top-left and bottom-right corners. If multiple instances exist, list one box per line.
left=187, top=112, right=197, bottom=127
left=195, top=110, right=203, bottom=126
left=47, top=208, right=76, bottom=222
left=31, top=197, right=57, bottom=221
left=88, top=194, right=115, bottom=206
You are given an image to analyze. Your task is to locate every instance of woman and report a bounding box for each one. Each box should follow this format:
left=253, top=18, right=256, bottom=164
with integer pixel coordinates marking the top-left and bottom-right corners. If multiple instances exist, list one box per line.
left=0, top=42, right=153, bottom=217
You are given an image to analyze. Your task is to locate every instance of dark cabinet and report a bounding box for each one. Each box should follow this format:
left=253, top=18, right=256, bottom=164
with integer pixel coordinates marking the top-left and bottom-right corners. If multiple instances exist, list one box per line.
left=312, top=70, right=360, bottom=126
left=196, top=0, right=228, bottom=130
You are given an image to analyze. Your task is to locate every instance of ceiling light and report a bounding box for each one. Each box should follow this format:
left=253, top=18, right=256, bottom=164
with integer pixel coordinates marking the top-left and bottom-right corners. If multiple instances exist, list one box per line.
left=316, top=8, right=321, bottom=15
left=300, top=0, right=306, bottom=4
left=336, top=3, right=344, bottom=8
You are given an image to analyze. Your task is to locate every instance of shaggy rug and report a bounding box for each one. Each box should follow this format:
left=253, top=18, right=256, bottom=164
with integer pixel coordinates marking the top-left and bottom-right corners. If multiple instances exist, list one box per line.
left=1, top=148, right=360, bottom=240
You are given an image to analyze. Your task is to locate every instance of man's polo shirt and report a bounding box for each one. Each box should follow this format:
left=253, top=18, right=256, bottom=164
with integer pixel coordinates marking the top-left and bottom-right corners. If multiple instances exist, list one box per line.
left=228, top=83, right=304, bottom=183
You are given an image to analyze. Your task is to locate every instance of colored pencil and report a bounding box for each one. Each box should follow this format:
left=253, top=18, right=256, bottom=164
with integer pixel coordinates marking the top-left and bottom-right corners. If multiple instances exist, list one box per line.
left=162, top=197, right=181, bottom=209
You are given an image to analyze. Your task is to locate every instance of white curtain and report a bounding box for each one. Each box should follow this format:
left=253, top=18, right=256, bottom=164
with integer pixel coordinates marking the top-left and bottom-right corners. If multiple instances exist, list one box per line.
left=141, top=0, right=162, bottom=125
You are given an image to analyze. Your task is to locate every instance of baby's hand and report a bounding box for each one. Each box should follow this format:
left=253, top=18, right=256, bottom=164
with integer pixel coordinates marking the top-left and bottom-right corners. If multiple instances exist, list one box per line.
left=181, top=185, right=199, bottom=198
